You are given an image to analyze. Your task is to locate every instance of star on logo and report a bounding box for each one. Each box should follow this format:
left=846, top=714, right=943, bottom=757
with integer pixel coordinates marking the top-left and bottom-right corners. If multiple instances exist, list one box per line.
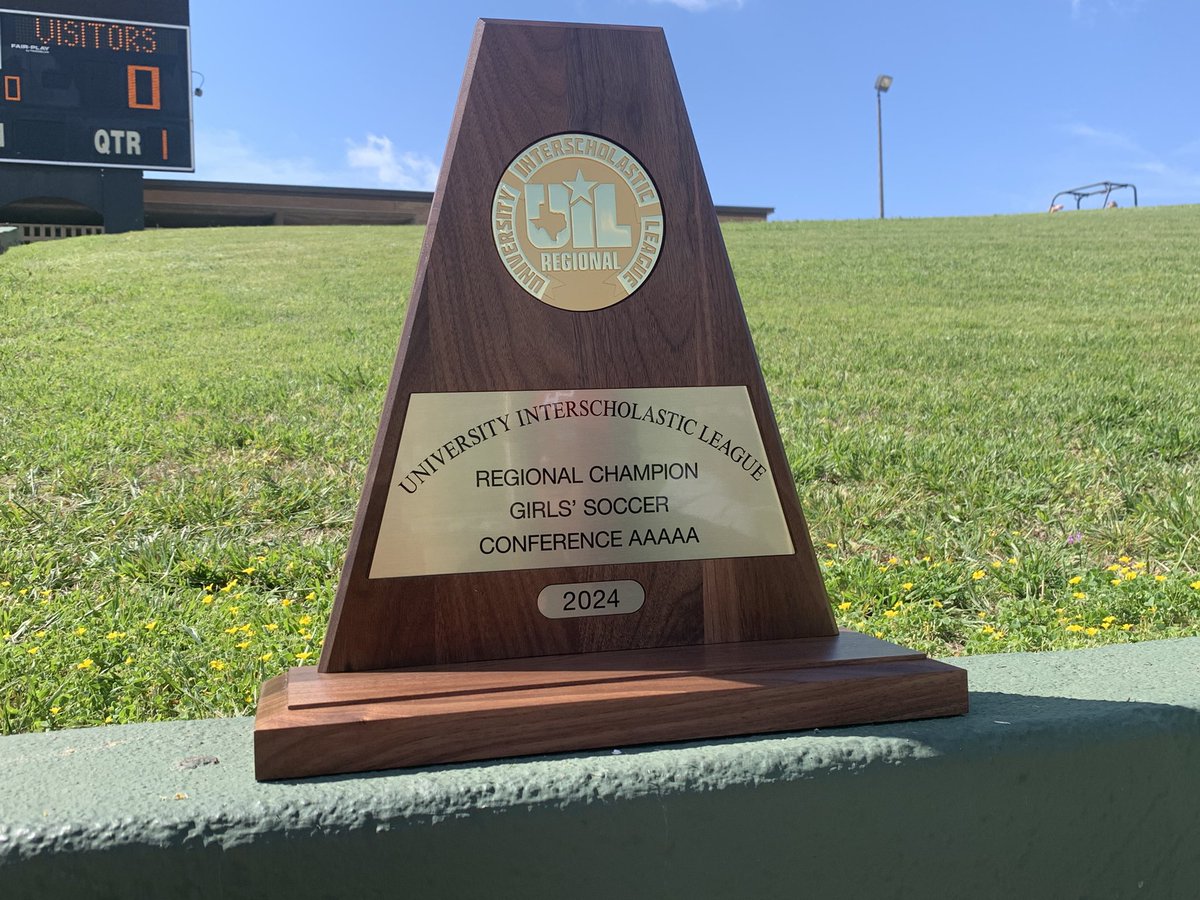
left=563, top=169, right=596, bottom=204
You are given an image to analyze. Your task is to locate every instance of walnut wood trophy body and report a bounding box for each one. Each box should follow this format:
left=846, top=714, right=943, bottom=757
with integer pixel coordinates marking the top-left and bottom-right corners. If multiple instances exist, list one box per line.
left=254, top=19, right=967, bottom=780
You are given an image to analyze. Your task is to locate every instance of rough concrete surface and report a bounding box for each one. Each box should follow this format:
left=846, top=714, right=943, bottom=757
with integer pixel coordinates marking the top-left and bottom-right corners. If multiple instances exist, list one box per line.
left=2, top=638, right=1198, bottom=899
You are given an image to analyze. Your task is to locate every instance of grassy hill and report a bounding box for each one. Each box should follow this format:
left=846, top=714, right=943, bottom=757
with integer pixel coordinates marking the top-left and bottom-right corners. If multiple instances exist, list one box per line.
left=2, top=207, right=1199, bottom=733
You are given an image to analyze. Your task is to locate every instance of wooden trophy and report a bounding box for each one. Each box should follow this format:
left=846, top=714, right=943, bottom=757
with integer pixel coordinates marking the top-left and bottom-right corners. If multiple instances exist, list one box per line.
left=254, top=19, right=968, bottom=780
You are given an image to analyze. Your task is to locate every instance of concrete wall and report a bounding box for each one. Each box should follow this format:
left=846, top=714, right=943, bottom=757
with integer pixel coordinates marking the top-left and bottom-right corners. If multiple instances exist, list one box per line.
left=3, top=638, right=1198, bottom=899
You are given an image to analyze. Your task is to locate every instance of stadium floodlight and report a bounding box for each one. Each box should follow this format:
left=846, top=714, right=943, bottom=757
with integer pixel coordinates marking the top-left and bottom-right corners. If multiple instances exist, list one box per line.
left=875, top=75, right=893, bottom=218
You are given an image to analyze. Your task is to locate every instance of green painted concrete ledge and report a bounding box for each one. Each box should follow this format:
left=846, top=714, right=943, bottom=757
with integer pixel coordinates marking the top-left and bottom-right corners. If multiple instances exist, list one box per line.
left=3, top=638, right=1199, bottom=899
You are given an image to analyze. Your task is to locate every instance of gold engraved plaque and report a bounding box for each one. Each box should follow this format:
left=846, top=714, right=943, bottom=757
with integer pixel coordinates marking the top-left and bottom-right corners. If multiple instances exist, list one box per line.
left=492, top=133, right=663, bottom=312
left=369, top=386, right=795, bottom=578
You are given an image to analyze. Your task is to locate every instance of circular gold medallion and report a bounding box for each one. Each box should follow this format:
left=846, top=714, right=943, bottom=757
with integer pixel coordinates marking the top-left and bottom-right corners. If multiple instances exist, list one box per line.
left=492, top=133, right=663, bottom=312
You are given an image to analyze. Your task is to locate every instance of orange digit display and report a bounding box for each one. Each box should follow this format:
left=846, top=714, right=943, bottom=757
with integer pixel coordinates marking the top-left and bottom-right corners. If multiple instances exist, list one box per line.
left=127, top=65, right=161, bottom=110
left=3, top=76, right=20, bottom=102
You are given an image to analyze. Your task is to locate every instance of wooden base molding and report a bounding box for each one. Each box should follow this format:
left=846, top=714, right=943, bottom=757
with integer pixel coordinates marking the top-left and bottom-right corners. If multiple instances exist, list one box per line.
left=255, top=631, right=968, bottom=780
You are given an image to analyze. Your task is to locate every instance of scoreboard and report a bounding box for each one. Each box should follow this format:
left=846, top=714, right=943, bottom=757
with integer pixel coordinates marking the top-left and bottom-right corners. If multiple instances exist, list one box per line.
left=0, top=6, right=192, bottom=170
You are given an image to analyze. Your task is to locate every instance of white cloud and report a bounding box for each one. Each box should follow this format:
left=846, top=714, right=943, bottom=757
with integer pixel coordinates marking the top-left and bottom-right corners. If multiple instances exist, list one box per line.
left=184, top=128, right=336, bottom=185
left=346, top=135, right=439, bottom=191
left=1062, top=121, right=1200, bottom=204
left=1063, top=123, right=1142, bottom=154
left=644, top=0, right=746, bottom=11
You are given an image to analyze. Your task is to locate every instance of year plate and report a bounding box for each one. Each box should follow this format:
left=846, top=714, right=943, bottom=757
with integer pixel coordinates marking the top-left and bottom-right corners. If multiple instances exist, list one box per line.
left=537, top=580, right=645, bottom=619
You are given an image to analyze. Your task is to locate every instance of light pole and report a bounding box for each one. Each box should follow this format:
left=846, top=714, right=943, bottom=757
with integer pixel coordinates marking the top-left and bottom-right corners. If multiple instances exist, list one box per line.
left=875, top=74, right=893, bottom=220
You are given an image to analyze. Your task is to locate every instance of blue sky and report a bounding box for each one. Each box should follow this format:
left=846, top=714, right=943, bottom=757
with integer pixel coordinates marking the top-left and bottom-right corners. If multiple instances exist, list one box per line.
left=166, top=0, right=1198, bottom=220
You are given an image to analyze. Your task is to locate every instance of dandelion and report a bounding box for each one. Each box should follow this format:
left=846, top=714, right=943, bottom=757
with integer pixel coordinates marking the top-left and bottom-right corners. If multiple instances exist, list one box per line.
left=1124, top=572, right=1137, bottom=581
left=1133, top=561, right=1146, bottom=570
left=295, top=651, right=313, bottom=661
left=1073, top=591, right=1087, bottom=600
left=825, top=542, right=837, bottom=549
left=1121, top=624, right=1133, bottom=631
left=1085, top=627, right=1099, bottom=637
left=1190, top=581, right=1200, bottom=591
left=259, top=652, right=273, bottom=662
left=298, top=615, right=312, bottom=626
left=977, top=611, right=988, bottom=619
left=1068, top=576, right=1083, bottom=585
left=1066, top=624, right=1084, bottom=632
left=227, top=606, right=240, bottom=616
left=1008, top=558, right=1018, bottom=566
left=73, top=626, right=87, bottom=636
left=873, top=631, right=884, bottom=639
left=106, top=631, right=126, bottom=640
left=1118, top=555, right=1131, bottom=563
left=932, top=600, right=943, bottom=608
left=265, top=623, right=278, bottom=632
left=209, top=660, right=226, bottom=671
left=123, top=655, right=134, bottom=665
left=76, top=658, right=94, bottom=670
left=305, top=592, right=316, bottom=601
left=280, top=598, right=294, bottom=608
left=884, top=610, right=898, bottom=618
left=1111, top=578, right=1122, bottom=586
left=991, top=561, right=1002, bottom=570
left=144, top=620, right=157, bottom=631
left=201, top=595, right=214, bottom=605
left=236, top=640, right=251, bottom=649
left=837, top=601, right=852, bottom=611
left=902, top=582, right=914, bottom=591
left=887, top=557, right=898, bottom=565
left=1154, top=575, right=1167, bottom=583
left=27, top=646, right=40, bottom=655
left=972, top=570, right=986, bottom=581
left=981, top=625, right=995, bottom=635
left=50, top=706, right=60, bottom=715
left=242, top=567, right=256, bottom=575
left=224, top=626, right=239, bottom=634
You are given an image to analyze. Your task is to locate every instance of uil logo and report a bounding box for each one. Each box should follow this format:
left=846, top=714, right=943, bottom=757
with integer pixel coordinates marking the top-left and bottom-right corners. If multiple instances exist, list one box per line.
left=493, top=133, right=664, bottom=312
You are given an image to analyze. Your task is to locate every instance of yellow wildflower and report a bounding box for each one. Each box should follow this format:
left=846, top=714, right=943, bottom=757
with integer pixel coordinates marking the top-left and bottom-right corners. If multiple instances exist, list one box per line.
left=144, top=620, right=157, bottom=631
left=1068, top=576, right=1082, bottom=585
left=236, top=640, right=251, bottom=650
left=991, top=561, right=1002, bottom=569
left=1085, top=627, right=1099, bottom=636
left=1073, top=592, right=1087, bottom=600
left=825, top=542, right=837, bottom=549
left=298, top=615, right=312, bottom=626
left=209, top=660, right=226, bottom=671
left=242, top=567, right=255, bottom=575
left=27, top=646, right=40, bottom=655
left=265, top=623, right=278, bottom=632
left=901, top=582, right=914, bottom=591
left=1154, top=575, right=1167, bottom=582
left=837, top=602, right=852, bottom=611
left=305, top=592, right=316, bottom=601
left=106, top=631, right=126, bottom=640
left=73, top=626, right=87, bottom=636
left=981, top=625, right=995, bottom=635
left=932, top=600, right=943, bottom=608
left=1106, top=564, right=1121, bottom=572
left=1190, top=581, right=1200, bottom=591
left=295, top=651, right=312, bottom=661
left=1121, top=624, right=1133, bottom=631
left=76, top=658, right=94, bottom=670
left=972, top=570, right=986, bottom=581
left=201, top=595, right=214, bottom=605
left=1111, top=579, right=1122, bottom=586
left=280, top=598, right=294, bottom=608
left=50, top=706, right=60, bottom=715
left=1066, top=624, right=1083, bottom=632
left=883, top=610, right=898, bottom=618
left=1118, top=555, right=1131, bottom=563
left=259, top=652, right=273, bottom=662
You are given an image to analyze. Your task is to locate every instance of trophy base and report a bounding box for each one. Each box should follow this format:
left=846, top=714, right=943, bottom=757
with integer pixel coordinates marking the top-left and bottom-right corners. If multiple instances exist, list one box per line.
left=254, top=630, right=968, bottom=780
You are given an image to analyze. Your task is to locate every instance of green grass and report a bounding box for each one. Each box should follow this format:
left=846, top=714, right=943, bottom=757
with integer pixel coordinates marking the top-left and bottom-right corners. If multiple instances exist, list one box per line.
left=2, top=207, right=1199, bottom=734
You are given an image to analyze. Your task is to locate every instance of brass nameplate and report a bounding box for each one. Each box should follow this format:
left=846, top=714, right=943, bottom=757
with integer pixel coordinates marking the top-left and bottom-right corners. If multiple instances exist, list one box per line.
left=369, top=386, right=795, bottom=578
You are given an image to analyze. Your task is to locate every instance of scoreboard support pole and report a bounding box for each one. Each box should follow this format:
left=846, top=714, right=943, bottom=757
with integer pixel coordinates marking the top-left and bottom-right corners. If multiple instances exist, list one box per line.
left=0, top=163, right=143, bottom=234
